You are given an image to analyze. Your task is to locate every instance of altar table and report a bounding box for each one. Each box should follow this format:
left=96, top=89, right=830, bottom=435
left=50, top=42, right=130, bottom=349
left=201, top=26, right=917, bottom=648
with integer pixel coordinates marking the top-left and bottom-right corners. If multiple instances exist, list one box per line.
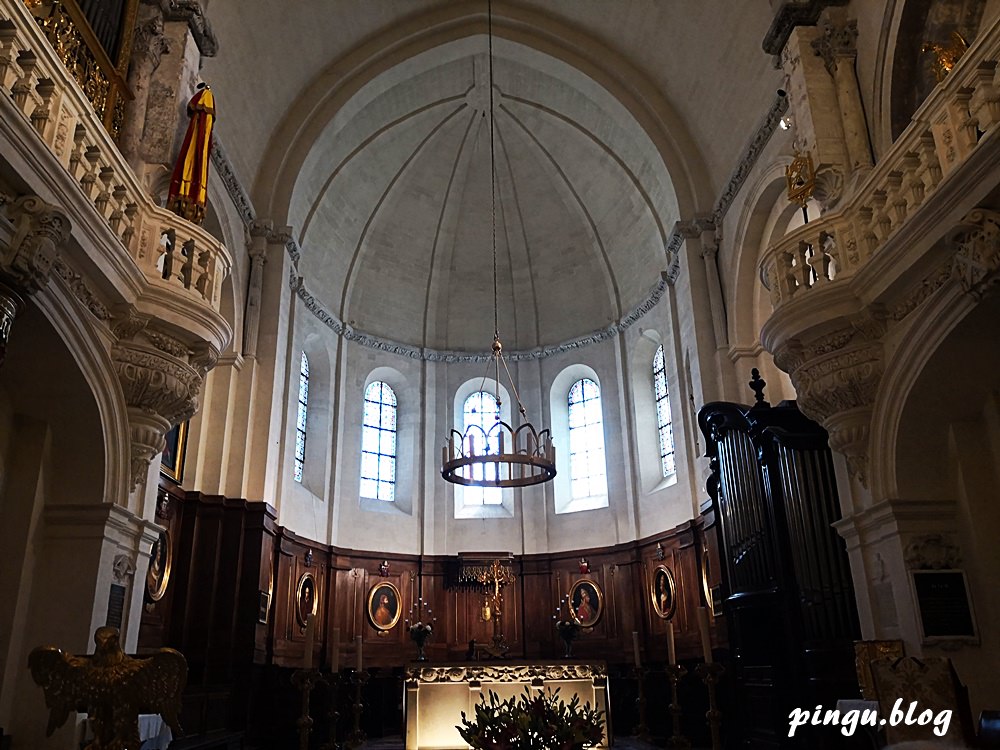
left=404, top=661, right=609, bottom=750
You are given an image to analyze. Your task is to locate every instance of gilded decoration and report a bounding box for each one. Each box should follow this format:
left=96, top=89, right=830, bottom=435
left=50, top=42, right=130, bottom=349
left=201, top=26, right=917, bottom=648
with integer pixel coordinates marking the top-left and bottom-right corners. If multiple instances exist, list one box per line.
left=28, top=626, right=186, bottom=749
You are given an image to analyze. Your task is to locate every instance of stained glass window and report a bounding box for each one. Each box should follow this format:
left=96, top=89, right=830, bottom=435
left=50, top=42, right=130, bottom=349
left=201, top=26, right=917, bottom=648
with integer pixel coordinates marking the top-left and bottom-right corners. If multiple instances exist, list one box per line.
left=294, top=352, right=309, bottom=483
left=654, top=345, right=675, bottom=476
left=361, top=381, right=397, bottom=502
left=567, top=379, right=607, bottom=500
left=462, top=391, right=501, bottom=505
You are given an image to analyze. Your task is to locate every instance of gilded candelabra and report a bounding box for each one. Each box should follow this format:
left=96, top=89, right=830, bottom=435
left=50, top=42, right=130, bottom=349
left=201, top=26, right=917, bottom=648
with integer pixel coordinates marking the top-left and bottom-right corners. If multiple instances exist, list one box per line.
left=695, top=662, right=725, bottom=750
left=665, top=664, right=690, bottom=748
left=462, top=557, right=515, bottom=656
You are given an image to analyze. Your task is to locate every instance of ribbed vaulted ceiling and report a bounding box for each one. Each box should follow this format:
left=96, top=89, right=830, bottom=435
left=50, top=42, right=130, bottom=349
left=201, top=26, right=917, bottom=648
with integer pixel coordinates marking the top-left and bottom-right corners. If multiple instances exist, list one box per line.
left=289, top=38, right=677, bottom=352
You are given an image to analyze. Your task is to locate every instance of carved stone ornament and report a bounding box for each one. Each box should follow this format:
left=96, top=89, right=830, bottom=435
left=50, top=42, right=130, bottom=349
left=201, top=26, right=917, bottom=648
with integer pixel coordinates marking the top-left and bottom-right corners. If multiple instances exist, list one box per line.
left=112, top=553, right=136, bottom=585
left=132, top=15, right=170, bottom=69
left=2, top=195, right=71, bottom=295
left=904, top=534, right=962, bottom=570
left=949, top=208, right=1000, bottom=300
left=112, top=341, right=203, bottom=488
left=164, top=0, right=218, bottom=57
left=811, top=16, right=859, bottom=73
left=406, top=662, right=606, bottom=685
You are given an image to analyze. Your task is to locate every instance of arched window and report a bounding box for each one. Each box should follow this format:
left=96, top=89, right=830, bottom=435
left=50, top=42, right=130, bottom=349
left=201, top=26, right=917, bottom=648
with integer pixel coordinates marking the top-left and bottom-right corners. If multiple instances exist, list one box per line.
left=462, top=391, right=501, bottom=506
left=653, top=345, right=675, bottom=476
left=294, top=352, right=309, bottom=483
left=567, top=378, right=607, bottom=500
left=361, top=381, right=397, bottom=502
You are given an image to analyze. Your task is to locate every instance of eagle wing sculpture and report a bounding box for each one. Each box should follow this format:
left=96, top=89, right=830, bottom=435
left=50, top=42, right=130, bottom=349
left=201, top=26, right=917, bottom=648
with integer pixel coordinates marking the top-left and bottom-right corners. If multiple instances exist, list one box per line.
left=29, top=626, right=187, bottom=749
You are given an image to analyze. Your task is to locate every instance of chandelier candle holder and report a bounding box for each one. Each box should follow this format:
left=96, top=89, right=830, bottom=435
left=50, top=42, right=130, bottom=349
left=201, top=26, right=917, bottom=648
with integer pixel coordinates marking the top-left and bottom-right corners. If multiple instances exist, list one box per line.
left=405, top=597, right=436, bottom=662
left=438, top=0, right=556, bottom=491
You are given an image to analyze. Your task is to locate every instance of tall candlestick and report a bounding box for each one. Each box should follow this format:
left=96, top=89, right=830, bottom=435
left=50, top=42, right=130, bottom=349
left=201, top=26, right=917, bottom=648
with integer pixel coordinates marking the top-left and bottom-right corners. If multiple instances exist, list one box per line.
left=331, top=626, right=340, bottom=672
left=666, top=621, right=676, bottom=665
left=697, top=607, right=713, bottom=664
left=355, top=634, right=363, bottom=671
left=304, top=614, right=315, bottom=669
left=632, top=631, right=642, bottom=668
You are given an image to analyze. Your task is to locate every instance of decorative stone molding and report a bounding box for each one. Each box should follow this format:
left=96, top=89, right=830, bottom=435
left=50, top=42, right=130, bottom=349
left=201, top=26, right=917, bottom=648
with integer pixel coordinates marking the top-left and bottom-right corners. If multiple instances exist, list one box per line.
left=112, top=553, right=136, bottom=585
left=762, top=0, right=850, bottom=56
left=293, top=273, right=670, bottom=363
left=53, top=259, right=111, bottom=319
left=904, top=534, right=962, bottom=570
left=210, top=137, right=255, bottom=226
left=2, top=194, right=71, bottom=294
left=132, top=15, right=170, bottom=69
left=406, top=662, right=606, bottom=684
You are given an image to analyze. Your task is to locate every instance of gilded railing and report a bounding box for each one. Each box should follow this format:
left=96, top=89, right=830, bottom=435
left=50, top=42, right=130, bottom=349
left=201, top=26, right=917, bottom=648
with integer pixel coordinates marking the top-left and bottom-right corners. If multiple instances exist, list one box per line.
left=760, top=13, right=1000, bottom=310
left=22, top=0, right=135, bottom=140
left=1, top=0, right=231, bottom=311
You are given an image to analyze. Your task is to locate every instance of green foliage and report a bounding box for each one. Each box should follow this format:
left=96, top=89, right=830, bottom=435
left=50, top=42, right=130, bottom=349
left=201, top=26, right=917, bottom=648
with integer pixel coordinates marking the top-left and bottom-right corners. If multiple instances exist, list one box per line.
left=457, top=687, right=605, bottom=750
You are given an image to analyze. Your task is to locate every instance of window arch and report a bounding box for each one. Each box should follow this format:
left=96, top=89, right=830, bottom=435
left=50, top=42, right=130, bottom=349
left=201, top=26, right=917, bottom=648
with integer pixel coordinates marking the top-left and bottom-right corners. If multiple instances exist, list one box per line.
left=293, top=351, right=309, bottom=483
left=361, top=381, right=397, bottom=502
left=461, top=391, right=502, bottom=506
left=567, top=378, right=608, bottom=500
left=653, top=345, right=675, bottom=476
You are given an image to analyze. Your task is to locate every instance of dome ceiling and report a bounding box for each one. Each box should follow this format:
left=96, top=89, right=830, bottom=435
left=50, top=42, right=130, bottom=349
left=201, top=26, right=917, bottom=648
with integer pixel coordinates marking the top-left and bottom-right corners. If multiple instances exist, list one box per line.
left=291, top=39, right=677, bottom=352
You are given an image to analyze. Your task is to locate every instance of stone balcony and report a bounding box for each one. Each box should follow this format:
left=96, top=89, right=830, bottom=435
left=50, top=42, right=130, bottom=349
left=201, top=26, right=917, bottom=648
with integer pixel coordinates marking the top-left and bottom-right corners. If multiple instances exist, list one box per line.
left=0, top=0, right=232, bottom=496
left=758, top=13, right=1000, bottom=489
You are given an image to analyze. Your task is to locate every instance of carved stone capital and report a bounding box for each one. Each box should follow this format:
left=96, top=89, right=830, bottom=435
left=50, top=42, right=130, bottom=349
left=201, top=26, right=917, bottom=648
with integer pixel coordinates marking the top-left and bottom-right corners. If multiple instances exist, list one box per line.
left=132, top=15, right=170, bottom=70
left=811, top=17, right=858, bottom=73
left=112, top=341, right=204, bottom=488
left=3, top=195, right=71, bottom=295
left=112, top=553, right=137, bottom=585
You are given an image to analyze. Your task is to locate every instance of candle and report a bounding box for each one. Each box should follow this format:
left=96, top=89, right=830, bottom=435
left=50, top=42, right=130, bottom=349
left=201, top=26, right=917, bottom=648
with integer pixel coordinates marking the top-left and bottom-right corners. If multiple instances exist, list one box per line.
left=355, top=634, right=363, bottom=671
left=631, top=631, right=642, bottom=668
left=331, top=627, right=340, bottom=672
left=697, top=607, right=713, bottom=663
left=303, top=613, right=314, bottom=669
left=666, top=621, right=676, bottom=665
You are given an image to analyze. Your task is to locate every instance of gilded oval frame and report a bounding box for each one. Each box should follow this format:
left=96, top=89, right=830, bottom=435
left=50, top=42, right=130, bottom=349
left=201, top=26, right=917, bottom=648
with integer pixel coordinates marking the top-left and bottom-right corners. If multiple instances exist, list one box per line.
left=295, top=572, right=319, bottom=627
left=568, top=578, right=604, bottom=628
left=146, top=529, right=172, bottom=602
left=366, top=581, right=402, bottom=632
left=650, top=564, right=677, bottom=620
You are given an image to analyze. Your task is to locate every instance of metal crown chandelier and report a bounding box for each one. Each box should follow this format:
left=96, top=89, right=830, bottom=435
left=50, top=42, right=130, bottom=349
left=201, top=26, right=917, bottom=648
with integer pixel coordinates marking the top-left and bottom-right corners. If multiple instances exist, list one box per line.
left=440, top=1, right=556, bottom=489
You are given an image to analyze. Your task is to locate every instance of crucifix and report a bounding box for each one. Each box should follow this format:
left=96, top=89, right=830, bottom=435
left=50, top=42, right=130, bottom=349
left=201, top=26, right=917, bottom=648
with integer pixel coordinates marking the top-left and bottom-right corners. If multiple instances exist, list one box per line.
left=472, top=558, right=515, bottom=655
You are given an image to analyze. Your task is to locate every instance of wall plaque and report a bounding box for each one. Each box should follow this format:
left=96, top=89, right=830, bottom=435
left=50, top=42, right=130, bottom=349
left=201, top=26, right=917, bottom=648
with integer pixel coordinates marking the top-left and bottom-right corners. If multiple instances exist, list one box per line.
left=911, top=569, right=976, bottom=641
left=106, top=583, right=126, bottom=630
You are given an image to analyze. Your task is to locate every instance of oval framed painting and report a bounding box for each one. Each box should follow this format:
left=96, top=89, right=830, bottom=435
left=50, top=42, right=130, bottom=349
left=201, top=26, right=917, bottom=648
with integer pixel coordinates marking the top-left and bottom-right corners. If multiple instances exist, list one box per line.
left=568, top=578, right=604, bottom=628
left=296, top=572, right=318, bottom=627
left=146, top=529, right=172, bottom=602
left=650, top=564, right=677, bottom=620
left=367, top=581, right=402, bottom=632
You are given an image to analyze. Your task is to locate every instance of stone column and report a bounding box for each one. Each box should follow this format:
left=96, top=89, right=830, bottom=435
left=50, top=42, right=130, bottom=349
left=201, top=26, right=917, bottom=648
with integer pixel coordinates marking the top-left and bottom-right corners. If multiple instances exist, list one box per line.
left=118, top=10, right=170, bottom=174
left=812, top=12, right=873, bottom=173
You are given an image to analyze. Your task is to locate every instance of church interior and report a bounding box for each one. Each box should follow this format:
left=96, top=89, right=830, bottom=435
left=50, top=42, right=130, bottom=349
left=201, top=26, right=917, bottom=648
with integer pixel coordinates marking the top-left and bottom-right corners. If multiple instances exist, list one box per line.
left=2, top=0, right=1000, bottom=748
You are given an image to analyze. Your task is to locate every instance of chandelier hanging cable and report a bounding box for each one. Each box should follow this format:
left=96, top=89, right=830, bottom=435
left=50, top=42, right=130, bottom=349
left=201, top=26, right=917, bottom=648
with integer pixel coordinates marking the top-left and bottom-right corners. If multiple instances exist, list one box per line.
left=440, top=0, right=556, bottom=489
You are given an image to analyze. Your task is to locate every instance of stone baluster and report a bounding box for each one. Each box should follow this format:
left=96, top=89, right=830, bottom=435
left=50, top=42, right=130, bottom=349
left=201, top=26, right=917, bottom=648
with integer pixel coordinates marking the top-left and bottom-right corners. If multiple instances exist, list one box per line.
left=11, top=49, right=36, bottom=112
left=68, top=124, right=87, bottom=179
left=793, top=241, right=811, bottom=293
left=195, top=245, right=214, bottom=301
left=121, top=203, right=138, bottom=246
left=179, top=237, right=195, bottom=291
left=900, top=152, right=925, bottom=209
left=79, top=145, right=101, bottom=200
left=0, top=20, right=18, bottom=90
left=916, top=131, right=942, bottom=189
left=968, top=61, right=1000, bottom=133
left=886, top=171, right=907, bottom=224
left=95, top=166, right=114, bottom=219
left=31, top=76, right=55, bottom=136
left=109, top=185, right=128, bottom=234
left=870, top=190, right=891, bottom=241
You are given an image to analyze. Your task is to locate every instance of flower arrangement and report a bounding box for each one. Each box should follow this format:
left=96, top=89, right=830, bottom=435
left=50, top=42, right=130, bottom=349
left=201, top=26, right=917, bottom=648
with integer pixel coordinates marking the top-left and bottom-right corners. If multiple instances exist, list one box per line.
left=409, top=621, right=433, bottom=639
left=458, top=688, right=605, bottom=750
left=405, top=598, right=435, bottom=660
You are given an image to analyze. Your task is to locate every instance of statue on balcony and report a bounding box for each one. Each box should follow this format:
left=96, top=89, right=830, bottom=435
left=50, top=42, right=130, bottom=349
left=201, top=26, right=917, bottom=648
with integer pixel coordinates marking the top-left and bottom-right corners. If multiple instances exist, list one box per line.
left=28, top=626, right=187, bottom=749
left=167, top=82, right=215, bottom=225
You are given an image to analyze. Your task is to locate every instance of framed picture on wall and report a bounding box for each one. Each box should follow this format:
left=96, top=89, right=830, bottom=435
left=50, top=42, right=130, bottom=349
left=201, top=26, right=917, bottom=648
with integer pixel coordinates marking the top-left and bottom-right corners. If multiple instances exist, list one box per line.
left=296, top=572, right=318, bottom=628
left=650, top=564, right=677, bottom=620
left=160, top=421, right=188, bottom=484
left=569, top=579, right=603, bottom=628
left=146, top=529, right=172, bottom=602
left=366, top=581, right=401, bottom=632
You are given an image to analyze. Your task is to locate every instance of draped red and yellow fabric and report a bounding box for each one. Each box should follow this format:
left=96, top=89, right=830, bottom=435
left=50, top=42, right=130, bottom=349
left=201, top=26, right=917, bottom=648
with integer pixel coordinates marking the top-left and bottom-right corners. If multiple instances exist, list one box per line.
left=167, top=85, right=215, bottom=225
